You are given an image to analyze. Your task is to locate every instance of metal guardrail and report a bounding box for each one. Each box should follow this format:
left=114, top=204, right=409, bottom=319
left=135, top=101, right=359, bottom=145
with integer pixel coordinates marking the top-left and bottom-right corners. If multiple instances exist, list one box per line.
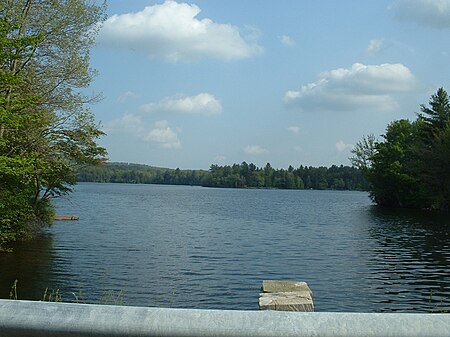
left=0, top=299, right=449, bottom=337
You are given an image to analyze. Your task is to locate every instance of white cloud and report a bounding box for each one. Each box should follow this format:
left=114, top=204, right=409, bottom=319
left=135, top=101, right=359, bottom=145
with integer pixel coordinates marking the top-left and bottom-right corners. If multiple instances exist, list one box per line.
left=143, top=120, right=181, bottom=149
left=98, top=1, right=263, bottom=62
left=287, top=126, right=300, bottom=134
left=335, top=140, right=353, bottom=152
left=117, top=91, right=138, bottom=103
left=105, top=115, right=181, bottom=149
left=104, top=112, right=144, bottom=134
left=141, top=93, right=222, bottom=116
left=284, top=63, right=416, bottom=112
left=243, top=145, right=268, bottom=155
left=391, top=0, right=450, bottom=29
left=366, top=39, right=384, bottom=55
left=280, top=35, right=296, bottom=47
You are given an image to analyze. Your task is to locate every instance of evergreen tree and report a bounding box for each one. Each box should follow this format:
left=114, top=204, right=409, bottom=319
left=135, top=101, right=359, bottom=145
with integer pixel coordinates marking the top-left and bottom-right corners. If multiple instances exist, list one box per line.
left=417, top=88, right=450, bottom=210
left=352, top=88, right=450, bottom=211
left=418, top=87, right=450, bottom=131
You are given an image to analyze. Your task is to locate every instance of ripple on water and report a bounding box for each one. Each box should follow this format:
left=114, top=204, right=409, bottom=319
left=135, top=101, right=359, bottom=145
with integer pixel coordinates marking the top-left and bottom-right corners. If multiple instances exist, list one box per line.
left=0, top=184, right=448, bottom=312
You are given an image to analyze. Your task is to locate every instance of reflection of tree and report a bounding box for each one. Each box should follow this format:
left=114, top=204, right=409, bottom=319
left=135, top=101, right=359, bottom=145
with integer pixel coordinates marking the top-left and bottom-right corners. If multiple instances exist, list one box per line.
left=365, top=207, right=450, bottom=311
left=368, top=207, right=449, bottom=262
left=0, top=234, right=55, bottom=300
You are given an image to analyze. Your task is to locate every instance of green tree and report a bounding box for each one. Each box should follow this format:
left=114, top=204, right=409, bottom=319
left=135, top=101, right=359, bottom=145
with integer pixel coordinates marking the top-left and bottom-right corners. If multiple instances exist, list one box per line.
left=423, top=126, right=450, bottom=210
left=263, top=163, right=273, bottom=188
left=369, top=120, right=424, bottom=208
left=0, top=17, right=50, bottom=246
left=352, top=88, right=450, bottom=211
left=350, top=134, right=376, bottom=173
left=417, top=88, right=450, bottom=210
left=0, top=0, right=107, bottom=248
left=418, top=87, right=450, bottom=131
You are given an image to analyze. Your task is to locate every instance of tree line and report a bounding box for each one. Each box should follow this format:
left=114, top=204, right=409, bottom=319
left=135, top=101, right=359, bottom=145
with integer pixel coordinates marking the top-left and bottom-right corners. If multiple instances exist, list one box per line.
left=351, top=88, right=449, bottom=211
left=77, top=163, right=208, bottom=186
left=77, top=162, right=369, bottom=191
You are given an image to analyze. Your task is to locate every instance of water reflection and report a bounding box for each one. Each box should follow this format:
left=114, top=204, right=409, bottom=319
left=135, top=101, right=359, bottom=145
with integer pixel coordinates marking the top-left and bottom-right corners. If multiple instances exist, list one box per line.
left=364, top=207, right=450, bottom=312
left=0, top=232, right=57, bottom=300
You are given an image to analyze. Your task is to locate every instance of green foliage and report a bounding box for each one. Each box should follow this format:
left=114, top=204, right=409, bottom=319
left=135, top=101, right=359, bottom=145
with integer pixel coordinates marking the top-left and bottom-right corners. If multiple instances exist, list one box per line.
left=352, top=88, right=450, bottom=211
left=204, top=162, right=367, bottom=190
left=350, top=134, right=376, bottom=173
left=0, top=1, right=107, bottom=249
left=78, top=162, right=369, bottom=191
left=369, top=119, right=425, bottom=208
left=78, top=162, right=209, bottom=185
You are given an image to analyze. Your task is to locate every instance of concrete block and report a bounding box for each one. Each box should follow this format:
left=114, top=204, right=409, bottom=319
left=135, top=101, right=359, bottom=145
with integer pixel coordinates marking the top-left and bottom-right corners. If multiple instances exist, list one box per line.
left=259, top=291, right=314, bottom=312
left=259, top=280, right=314, bottom=312
left=261, top=280, right=312, bottom=294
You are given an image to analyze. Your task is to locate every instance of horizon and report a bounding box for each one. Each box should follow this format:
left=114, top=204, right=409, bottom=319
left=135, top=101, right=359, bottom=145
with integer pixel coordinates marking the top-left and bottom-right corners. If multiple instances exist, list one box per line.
left=102, top=160, right=360, bottom=171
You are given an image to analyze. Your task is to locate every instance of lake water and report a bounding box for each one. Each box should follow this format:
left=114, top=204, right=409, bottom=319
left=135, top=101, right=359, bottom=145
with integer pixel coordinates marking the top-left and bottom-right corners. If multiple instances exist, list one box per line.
left=0, top=183, right=449, bottom=312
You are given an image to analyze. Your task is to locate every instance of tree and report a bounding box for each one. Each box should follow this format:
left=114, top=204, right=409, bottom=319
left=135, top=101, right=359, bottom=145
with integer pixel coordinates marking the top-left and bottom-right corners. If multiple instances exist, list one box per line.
left=352, top=88, right=450, bottom=211
left=263, top=163, right=273, bottom=188
left=369, top=119, right=424, bottom=208
left=423, top=126, right=450, bottom=210
left=416, top=88, right=450, bottom=210
left=418, top=87, right=450, bottom=131
left=0, top=0, right=107, bottom=248
left=0, top=16, right=50, bottom=246
left=350, top=134, right=376, bottom=173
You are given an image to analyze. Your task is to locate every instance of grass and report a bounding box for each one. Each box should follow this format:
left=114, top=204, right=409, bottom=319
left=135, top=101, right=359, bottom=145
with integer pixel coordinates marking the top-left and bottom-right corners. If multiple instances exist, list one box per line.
left=429, top=290, right=450, bottom=313
left=8, top=279, right=126, bottom=305
left=9, top=279, right=18, bottom=300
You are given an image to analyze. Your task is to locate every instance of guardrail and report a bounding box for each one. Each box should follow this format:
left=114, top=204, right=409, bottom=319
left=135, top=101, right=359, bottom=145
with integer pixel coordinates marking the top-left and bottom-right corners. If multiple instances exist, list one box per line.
left=0, top=299, right=449, bottom=337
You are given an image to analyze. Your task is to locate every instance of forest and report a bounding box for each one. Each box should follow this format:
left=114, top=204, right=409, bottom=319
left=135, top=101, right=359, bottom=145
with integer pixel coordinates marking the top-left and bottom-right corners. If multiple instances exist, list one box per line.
left=77, top=162, right=369, bottom=191
left=351, top=88, right=450, bottom=211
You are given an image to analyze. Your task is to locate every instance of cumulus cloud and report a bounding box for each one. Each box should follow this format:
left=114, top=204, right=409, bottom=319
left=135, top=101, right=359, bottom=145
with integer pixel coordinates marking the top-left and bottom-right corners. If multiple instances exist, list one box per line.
left=141, top=93, right=222, bottom=116
left=104, top=112, right=144, bottom=134
left=366, top=39, right=385, bottom=55
left=280, top=35, right=296, bottom=47
left=390, top=0, right=450, bottom=29
left=335, top=140, right=353, bottom=152
left=97, top=1, right=263, bottom=62
left=105, top=115, right=181, bottom=149
left=243, top=145, right=268, bottom=155
left=287, top=126, right=300, bottom=134
left=144, top=120, right=181, bottom=149
left=284, top=63, right=416, bottom=112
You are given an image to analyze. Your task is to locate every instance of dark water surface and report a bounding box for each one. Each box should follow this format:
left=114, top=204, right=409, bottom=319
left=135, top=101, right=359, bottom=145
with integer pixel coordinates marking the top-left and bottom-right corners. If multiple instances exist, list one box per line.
left=1, top=183, right=449, bottom=312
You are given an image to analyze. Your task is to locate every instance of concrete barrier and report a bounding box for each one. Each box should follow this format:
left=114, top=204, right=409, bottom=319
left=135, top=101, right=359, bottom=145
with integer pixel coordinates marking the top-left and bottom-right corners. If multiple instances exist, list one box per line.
left=0, top=299, right=449, bottom=337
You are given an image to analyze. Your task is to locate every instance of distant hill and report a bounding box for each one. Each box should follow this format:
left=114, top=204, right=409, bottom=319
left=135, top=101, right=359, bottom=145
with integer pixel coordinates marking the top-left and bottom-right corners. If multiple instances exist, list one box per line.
left=77, top=162, right=208, bottom=186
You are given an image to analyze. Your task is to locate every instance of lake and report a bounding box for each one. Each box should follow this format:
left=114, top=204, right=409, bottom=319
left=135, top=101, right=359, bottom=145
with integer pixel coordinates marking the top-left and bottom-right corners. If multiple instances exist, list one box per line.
left=0, top=183, right=449, bottom=312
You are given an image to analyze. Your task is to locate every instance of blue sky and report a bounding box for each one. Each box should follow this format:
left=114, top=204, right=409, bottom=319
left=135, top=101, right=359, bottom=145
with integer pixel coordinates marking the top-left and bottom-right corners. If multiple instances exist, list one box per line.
left=90, top=0, right=450, bottom=169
